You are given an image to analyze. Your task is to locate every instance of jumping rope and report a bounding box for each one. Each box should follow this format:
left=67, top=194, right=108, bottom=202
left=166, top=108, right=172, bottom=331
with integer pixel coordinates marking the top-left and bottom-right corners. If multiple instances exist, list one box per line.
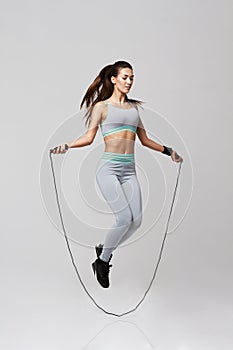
left=49, top=149, right=182, bottom=317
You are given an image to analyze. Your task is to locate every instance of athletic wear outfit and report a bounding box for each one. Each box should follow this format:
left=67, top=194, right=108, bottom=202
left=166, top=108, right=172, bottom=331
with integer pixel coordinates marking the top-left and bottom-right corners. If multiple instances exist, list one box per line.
left=49, top=100, right=178, bottom=288
left=95, top=101, right=142, bottom=263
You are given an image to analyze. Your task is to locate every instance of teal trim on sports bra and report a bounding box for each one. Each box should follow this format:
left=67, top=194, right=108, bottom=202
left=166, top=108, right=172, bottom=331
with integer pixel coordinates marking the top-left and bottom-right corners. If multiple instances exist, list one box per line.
left=102, top=125, right=137, bottom=137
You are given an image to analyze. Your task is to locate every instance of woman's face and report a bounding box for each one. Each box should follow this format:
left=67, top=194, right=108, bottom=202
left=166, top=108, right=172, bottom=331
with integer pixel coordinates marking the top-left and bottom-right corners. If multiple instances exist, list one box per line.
left=111, top=68, right=134, bottom=94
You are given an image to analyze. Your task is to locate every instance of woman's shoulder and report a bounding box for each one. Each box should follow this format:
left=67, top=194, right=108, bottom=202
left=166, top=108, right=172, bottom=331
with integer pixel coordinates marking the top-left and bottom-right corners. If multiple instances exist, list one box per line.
left=127, top=100, right=138, bottom=111
left=92, top=101, right=107, bottom=110
left=131, top=101, right=138, bottom=110
left=94, top=101, right=108, bottom=109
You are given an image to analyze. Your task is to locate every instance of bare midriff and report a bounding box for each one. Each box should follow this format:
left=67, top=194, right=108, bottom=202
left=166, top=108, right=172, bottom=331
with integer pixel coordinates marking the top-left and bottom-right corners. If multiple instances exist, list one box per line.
left=103, top=131, right=136, bottom=154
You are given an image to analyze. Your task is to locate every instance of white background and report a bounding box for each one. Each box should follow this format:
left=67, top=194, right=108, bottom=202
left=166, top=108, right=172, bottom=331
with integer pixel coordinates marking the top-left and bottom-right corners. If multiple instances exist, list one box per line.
left=1, top=1, right=233, bottom=349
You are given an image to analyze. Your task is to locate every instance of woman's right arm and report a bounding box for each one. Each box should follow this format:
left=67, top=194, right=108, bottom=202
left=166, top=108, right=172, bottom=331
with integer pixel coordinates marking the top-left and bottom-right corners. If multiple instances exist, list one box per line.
left=52, top=103, right=103, bottom=154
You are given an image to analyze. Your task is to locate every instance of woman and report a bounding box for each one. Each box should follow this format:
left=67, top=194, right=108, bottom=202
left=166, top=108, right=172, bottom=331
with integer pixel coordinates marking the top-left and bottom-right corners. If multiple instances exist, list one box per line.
left=51, top=60, right=183, bottom=289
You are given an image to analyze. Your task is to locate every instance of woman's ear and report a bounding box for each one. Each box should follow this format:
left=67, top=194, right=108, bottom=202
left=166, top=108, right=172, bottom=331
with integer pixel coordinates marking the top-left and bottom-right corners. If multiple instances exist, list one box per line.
left=111, top=76, right=116, bottom=84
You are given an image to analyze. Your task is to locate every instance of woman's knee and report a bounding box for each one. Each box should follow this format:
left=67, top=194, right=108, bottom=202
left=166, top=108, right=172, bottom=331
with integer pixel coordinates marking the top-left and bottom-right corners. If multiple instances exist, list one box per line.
left=116, top=210, right=132, bottom=227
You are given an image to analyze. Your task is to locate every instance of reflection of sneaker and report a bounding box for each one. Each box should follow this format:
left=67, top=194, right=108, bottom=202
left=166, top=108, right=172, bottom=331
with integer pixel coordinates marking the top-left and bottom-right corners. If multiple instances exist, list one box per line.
left=95, top=244, right=113, bottom=263
left=92, top=258, right=112, bottom=288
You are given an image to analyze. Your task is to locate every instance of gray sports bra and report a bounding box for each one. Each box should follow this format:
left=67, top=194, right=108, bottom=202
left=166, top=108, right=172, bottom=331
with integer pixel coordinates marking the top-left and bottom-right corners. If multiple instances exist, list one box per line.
left=99, top=101, right=140, bottom=138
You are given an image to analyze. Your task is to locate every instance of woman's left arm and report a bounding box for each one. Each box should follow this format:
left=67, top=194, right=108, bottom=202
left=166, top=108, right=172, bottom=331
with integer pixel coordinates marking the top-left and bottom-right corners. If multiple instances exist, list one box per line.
left=136, top=117, right=183, bottom=163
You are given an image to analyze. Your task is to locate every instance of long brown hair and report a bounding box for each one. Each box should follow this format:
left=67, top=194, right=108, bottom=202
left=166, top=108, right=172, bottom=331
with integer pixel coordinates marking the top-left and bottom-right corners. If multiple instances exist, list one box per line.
left=80, top=60, right=145, bottom=127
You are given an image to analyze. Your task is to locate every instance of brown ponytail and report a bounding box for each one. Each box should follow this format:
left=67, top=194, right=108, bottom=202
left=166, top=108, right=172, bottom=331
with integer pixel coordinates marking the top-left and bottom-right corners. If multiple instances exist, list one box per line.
left=80, top=61, right=144, bottom=127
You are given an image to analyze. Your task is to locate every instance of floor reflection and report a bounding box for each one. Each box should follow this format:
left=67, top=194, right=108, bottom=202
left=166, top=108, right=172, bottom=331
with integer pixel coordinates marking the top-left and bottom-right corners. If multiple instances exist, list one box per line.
left=82, top=320, right=156, bottom=349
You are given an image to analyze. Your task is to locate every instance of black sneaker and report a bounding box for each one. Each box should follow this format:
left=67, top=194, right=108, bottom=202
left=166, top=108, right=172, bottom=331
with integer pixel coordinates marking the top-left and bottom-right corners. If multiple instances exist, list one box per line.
left=95, top=244, right=113, bottom=263
left=92, top=257, right=112, bottom=288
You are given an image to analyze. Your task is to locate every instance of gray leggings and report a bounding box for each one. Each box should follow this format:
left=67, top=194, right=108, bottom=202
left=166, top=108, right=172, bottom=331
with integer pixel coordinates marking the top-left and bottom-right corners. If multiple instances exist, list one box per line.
left=95, top=152, right=142, bottom=262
